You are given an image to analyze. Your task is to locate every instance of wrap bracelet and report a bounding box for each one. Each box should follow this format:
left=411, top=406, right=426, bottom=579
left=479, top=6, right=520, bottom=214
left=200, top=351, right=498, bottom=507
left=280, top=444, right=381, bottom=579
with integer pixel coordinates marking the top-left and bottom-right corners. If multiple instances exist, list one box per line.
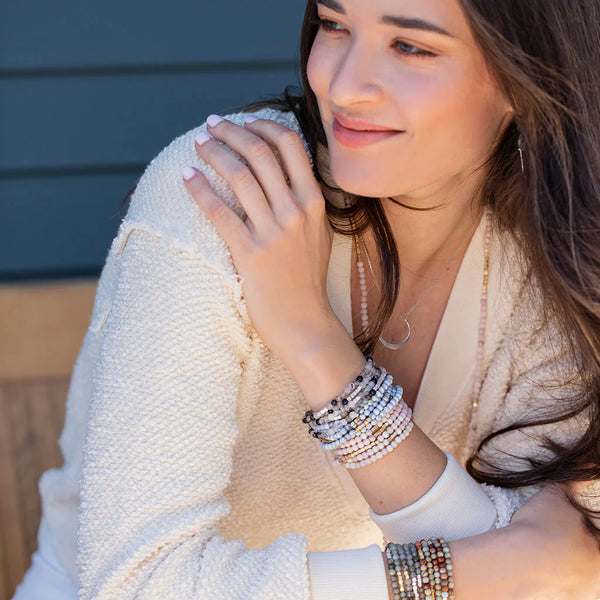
left=302, top=357, right=415, bottom=469
left=385, top=537, right=455, bottom=600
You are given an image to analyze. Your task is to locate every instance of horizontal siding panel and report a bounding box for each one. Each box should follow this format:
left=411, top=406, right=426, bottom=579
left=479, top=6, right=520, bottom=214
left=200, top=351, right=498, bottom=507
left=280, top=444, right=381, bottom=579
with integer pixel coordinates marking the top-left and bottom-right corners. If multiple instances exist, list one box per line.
left=0, top=68, right=300, bottom=172
left=0, top=173, right=136, bottom=278
left=0, top=1, right=305, bottom=71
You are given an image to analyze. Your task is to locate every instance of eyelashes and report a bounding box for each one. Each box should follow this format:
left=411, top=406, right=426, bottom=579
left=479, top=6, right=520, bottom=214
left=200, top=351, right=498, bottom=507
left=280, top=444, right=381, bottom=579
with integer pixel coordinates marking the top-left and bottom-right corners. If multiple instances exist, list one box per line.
left=311, top=17, right=437, bottom=59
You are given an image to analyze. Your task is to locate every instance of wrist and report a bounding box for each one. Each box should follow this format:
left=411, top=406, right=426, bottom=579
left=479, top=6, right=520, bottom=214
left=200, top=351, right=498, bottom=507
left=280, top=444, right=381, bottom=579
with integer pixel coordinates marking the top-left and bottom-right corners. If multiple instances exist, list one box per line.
left=279, top=316, right=366, bottom=412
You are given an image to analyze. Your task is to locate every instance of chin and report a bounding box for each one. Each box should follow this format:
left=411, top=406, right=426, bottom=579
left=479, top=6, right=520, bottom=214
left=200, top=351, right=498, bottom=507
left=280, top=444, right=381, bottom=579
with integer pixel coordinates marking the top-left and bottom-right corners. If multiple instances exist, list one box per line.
left=327, top=163, right=405, bottom=198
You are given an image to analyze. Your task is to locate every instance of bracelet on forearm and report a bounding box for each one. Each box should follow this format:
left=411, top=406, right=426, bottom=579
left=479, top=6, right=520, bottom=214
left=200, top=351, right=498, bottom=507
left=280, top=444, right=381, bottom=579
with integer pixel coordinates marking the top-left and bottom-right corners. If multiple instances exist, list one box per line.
left=385, top=537, right=455, bottom=600
left=302, top=357, right=415, bottom=468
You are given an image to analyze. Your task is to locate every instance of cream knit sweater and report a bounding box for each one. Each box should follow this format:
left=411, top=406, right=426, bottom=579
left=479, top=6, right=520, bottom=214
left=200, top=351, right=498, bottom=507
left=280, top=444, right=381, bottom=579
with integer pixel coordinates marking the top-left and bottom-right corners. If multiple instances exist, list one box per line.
left=37, top=106, right=596, bottom=599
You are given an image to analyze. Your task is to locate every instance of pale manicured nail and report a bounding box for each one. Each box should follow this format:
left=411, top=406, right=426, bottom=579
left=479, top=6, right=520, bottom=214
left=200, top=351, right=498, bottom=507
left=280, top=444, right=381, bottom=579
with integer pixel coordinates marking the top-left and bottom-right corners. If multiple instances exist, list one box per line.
left=195, top=131, right=211, bottom=145
left=244, top=115, right=258, bottom=124
left=207, top=114, right=225, bottom=127
left=182, top=166, right=196, bottom=181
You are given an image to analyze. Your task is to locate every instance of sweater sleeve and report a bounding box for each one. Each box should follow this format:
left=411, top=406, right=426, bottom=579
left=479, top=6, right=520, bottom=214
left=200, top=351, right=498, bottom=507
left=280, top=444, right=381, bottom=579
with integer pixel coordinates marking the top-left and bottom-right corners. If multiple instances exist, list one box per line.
left=366, top=304, right=593, bottom=543
left=77, top=223, right=310, bottom=600
left=368, top=451, right=497, bottom=543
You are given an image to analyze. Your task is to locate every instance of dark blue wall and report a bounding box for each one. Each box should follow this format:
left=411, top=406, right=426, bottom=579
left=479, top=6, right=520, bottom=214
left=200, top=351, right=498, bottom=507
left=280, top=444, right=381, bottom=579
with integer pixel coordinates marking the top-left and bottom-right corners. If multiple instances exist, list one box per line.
left=1, top=1, right=305, bottom=280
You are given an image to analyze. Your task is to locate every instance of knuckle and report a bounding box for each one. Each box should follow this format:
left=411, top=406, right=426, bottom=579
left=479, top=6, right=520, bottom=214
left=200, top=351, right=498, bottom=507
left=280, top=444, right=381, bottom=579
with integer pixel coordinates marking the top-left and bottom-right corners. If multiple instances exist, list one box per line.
left=231, top=166, right=255, bottom=189
left=268, top=222, right=287, bottom=244
left=278, top=129, right=302, bottom=148
left=206, top=199, right=230, bottom=222
left=281, top=204, right=306, bottom=229
left=246, top=239, right=270, bottom=265
left=248, top=139, right=271, bottom=159
left=305, top=193, right=325, bottom=215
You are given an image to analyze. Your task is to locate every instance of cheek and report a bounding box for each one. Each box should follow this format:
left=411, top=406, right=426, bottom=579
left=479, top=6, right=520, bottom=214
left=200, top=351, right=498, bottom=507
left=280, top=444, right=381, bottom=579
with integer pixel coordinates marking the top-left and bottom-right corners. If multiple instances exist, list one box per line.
left=405, top=65, right=506, bottom=168
left=306, top=44, right=327, bottom=100
left=307, top=38, right=339, bottom=107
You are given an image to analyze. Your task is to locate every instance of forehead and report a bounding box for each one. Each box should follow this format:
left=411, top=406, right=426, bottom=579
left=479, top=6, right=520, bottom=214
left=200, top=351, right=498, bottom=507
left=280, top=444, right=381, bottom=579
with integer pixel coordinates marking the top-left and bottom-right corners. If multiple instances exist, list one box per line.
left=315, top=0, right=473, bottom=41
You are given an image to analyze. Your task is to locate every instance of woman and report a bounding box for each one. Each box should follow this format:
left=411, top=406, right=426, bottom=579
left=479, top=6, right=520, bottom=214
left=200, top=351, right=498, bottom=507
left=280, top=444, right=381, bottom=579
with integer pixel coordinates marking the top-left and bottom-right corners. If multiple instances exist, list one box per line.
left=12, top=0, right=600, bottom=598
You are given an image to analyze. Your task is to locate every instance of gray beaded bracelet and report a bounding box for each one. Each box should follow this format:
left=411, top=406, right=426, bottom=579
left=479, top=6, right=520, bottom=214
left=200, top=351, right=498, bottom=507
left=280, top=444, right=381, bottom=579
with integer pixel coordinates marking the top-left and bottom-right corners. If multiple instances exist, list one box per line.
left=385, top=537, right=455, bottom=600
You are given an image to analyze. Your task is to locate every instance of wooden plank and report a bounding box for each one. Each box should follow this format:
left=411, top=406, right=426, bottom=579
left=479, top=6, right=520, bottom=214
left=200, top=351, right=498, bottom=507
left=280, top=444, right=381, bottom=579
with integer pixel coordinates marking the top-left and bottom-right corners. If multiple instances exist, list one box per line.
left=0, top=173, right=134, bottom=277
left=0, top=384, right=30, bottom=599
left=0, top=68, right=300, bottom=171
left=0, top=1, right=305, bottom=71
left=7, top=386, right=39, bottom=557
left=0, top=280, right=97, bottom=380
left=0, top=379, right=69, bottom=600
left=0, top=387, right=15, bottom=600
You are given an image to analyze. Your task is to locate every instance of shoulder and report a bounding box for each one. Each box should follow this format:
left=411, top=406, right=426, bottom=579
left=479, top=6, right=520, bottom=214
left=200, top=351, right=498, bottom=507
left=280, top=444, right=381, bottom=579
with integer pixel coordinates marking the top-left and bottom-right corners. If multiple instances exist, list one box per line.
left=116, top=105, right=309, bottom=270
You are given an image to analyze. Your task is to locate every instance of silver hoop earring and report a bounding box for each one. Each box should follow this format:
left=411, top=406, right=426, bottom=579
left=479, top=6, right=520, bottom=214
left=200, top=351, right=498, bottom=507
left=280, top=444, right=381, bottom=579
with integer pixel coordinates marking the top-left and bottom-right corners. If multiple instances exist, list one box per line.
left=517, top=135, right=525, bottom=174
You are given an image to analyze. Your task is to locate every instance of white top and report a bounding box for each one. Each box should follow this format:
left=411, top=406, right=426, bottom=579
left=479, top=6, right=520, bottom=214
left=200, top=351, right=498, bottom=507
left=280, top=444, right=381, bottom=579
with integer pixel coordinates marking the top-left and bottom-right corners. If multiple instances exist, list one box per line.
left=35, top=106, right=596, bottom=599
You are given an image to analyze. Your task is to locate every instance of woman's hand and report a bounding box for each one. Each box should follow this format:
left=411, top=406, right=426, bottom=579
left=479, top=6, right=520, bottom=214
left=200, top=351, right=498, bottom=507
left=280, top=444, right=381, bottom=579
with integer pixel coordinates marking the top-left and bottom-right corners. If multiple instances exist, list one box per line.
left=509, top=484, right=600, bottom=599
left=182, top=114, right=338, bottom=362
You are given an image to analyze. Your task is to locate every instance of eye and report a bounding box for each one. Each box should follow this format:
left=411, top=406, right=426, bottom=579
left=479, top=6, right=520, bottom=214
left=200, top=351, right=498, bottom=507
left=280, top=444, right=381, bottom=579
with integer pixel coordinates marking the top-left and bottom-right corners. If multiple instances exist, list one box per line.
left=393, top=40, right=436, bottom=58
left=313, top=15, right=437, bottom=59
left=314, top=17, right=346, bottom=33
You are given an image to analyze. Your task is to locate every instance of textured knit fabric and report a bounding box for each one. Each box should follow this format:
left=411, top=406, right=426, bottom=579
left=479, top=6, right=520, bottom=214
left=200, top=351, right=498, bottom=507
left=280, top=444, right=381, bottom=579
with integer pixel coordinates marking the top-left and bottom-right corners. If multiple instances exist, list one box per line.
left=32, top=106, right=597, bottom=600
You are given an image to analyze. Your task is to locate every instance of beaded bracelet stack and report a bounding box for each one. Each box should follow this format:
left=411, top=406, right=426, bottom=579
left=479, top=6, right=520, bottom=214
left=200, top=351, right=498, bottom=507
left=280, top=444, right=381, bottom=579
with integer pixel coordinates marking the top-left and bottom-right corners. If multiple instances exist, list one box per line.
left=385, top=537, right=455, bottom=599
left=302, top=357, right=414, bottom=469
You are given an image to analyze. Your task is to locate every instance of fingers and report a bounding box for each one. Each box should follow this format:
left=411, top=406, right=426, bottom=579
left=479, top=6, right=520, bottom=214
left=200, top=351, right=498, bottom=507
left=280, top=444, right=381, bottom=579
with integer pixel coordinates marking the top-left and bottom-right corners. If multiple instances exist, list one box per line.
left=184, top=114, right=327, bottom=263
left=181, top=166, right=251, bottom=260
left=202, top=115, right=298, bottom=223
left=194, top=131, right=274, bottom=231
left=241, top=116, right=322, bottom=204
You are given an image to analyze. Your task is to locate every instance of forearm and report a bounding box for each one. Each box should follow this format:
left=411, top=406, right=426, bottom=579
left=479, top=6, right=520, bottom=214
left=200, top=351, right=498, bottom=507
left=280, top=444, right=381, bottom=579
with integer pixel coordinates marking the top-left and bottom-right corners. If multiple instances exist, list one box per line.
left=379, top=523, right=556, bottom=600
left=433, top=524, right=545, bottom=600
left=424, top=518, right=597, bottom=600
left=284, top=320, right=447, bottom=512
left=287, top=322, right=600, bottom=599
left=309, top=519, right=596, bottom=600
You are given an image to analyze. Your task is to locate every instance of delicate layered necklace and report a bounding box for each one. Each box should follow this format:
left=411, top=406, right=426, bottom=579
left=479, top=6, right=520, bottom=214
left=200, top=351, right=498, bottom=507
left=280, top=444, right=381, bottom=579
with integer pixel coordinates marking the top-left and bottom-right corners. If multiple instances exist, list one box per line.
left=355, top=219, right=480, bottom=349
left=346, top=200, right=492, bottom=455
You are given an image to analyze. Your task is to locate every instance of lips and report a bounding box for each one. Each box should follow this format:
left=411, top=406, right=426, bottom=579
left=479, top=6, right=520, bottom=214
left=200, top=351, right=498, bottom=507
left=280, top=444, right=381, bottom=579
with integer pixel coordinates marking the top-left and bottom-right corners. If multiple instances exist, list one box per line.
left=332, top=115, right=403, bottom=148
left=333, top=112, right=399, bottom=132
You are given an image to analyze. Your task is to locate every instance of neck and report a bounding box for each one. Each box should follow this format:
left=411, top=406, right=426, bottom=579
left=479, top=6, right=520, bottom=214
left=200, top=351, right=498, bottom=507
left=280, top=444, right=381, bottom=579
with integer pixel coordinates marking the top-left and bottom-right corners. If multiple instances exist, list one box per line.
left=376, top=175, right=485, bottom=276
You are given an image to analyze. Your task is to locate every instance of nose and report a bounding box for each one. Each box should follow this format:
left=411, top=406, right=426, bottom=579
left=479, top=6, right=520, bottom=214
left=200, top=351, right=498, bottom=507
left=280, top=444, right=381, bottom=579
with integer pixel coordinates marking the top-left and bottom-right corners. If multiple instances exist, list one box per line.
left=329, top=41, right=383, bottom=106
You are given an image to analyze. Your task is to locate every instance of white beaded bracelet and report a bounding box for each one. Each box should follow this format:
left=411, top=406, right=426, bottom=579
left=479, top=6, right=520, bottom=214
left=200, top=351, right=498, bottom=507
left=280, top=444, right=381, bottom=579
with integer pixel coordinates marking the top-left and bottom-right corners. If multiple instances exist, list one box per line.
left=303, top=358, right=415, bottom=469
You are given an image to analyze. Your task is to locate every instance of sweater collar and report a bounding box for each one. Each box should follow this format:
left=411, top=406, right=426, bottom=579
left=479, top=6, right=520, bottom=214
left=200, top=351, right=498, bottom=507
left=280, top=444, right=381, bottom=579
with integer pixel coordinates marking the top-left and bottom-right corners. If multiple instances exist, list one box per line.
left=326, top=213, right=488, bottom=436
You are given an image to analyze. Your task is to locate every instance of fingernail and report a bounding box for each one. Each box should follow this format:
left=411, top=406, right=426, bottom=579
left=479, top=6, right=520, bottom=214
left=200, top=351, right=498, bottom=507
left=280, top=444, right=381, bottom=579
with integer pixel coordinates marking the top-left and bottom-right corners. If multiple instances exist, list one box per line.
left=207, top=114, right=225, bottom=127
left=244, top=115, right=258, bottom=124
left=195, top=131, right=211, bottom=146
left=182, top=166, right=196, bottom=181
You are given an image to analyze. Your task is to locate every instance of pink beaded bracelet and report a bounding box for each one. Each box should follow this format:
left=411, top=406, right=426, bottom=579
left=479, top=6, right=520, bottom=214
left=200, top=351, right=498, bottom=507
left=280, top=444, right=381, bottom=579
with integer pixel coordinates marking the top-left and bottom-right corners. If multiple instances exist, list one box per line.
left=302, top=357, right=415, bottom=469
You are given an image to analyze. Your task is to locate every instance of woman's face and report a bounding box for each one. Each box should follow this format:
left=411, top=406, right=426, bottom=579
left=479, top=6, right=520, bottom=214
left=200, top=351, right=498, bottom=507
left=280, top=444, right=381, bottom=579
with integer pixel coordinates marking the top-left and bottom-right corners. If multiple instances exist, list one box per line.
left=307, top=0, right=513, bottom=201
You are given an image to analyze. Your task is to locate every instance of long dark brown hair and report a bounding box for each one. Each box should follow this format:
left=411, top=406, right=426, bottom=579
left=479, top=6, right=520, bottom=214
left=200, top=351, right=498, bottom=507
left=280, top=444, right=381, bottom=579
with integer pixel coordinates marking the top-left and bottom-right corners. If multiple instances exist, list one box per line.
left=122, top=0, right=600, bottom=540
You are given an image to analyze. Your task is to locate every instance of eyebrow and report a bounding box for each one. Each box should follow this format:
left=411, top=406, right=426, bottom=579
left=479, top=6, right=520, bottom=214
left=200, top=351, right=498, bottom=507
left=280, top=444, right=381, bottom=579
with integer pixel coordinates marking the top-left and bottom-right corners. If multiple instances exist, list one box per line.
left=315, top=0, right=455, bottom=38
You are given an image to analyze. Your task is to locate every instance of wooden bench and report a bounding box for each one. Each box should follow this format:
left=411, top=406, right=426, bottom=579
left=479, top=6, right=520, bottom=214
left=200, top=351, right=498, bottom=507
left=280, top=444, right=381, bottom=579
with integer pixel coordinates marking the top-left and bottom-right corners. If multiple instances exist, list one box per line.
left=0, top=280, right=96, bottom=599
